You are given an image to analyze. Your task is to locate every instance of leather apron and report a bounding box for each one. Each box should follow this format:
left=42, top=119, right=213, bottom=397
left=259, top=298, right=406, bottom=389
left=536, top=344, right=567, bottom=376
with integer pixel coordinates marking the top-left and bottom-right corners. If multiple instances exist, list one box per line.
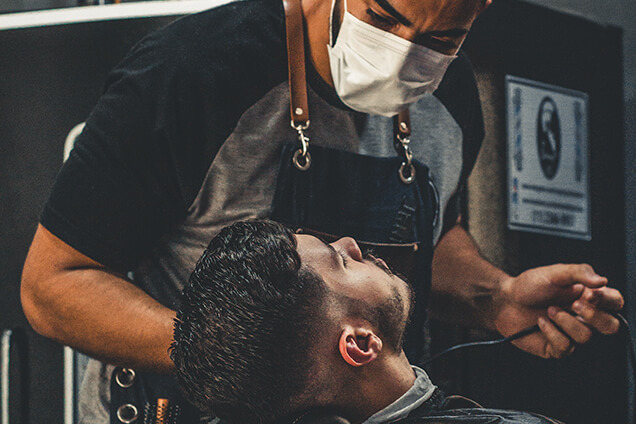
left=108, top=0, right=438, bottom=421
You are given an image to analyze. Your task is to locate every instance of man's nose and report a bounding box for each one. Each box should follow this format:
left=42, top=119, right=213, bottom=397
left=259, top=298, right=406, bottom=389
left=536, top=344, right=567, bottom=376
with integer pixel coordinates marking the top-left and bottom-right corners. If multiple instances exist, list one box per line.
left=331, top=237, right=363, bottom=262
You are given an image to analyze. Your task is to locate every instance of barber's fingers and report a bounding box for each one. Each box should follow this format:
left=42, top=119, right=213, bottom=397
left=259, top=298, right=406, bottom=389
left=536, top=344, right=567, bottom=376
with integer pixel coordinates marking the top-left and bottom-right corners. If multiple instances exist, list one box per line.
left=545, top=263, right=607, bottom=288
left=572, top=299, right=621, bottom=335
left=537, top=317, right=575, bottom=359
left=581, top=286, right=624, bottom=311
left=547, top=306, right=593, bottom=345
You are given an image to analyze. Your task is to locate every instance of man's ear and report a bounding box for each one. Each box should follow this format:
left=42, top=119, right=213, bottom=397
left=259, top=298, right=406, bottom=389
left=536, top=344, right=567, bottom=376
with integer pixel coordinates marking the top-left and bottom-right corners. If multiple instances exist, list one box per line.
left=338, top=325, right=383, bottom=367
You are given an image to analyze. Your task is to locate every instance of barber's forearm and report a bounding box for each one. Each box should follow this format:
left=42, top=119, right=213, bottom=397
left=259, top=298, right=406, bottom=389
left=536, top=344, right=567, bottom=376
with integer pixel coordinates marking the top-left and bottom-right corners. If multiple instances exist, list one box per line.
left=21, top=226, right=175, bottom=373
left=430, top=223, right=509, bottom=331
left=28, top=269, right=175, bottom=372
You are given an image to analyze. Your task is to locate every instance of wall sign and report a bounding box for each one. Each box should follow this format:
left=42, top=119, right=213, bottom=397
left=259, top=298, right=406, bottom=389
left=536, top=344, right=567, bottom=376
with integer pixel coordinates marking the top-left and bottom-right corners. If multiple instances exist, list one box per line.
left=506, top=76, right=591, bottom=240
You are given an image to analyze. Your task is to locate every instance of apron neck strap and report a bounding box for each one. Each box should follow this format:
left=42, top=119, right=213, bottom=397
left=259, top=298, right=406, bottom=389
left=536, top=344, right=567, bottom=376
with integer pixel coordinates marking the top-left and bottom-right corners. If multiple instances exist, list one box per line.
left=283, top=0, right=309, bottom=128
left=394, top=109, right=411, bottom=138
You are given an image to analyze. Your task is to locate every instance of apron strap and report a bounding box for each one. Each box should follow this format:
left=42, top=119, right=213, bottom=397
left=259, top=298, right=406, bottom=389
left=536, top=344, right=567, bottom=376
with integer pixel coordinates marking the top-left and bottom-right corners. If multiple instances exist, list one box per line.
left=283, top=0, right=411, bottom=154
left=394, top=109, right=411, bottom=139
left=394, top=109, right=415, bottom=184
left=283, top=0, right=309, bottom=127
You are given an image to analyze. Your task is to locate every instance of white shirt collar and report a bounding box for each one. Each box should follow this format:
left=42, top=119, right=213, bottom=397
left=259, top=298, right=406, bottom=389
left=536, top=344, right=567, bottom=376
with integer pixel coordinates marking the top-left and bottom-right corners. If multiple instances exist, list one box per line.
left=362, top=366, right=437, bottom=424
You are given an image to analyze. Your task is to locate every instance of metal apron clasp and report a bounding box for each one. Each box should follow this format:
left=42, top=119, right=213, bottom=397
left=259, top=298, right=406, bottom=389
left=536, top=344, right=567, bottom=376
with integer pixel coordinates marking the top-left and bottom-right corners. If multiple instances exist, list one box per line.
left=291, top=120, right=311, bottom=171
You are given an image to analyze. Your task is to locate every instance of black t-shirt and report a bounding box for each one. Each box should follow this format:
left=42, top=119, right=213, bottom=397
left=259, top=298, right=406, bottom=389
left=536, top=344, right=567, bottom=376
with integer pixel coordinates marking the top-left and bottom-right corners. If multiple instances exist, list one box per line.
left=42, top=0, right=483, bottom=279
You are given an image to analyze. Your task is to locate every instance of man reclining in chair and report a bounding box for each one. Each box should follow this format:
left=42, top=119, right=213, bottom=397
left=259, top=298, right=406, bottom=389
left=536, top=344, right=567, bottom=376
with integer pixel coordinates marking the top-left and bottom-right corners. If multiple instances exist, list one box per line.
left=171, top=220, right=563, bottom=424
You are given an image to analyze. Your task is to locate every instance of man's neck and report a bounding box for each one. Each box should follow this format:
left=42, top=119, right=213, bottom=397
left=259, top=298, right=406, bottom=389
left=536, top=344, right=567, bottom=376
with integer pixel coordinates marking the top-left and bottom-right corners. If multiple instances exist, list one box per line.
left=341, top=352, right=416, bottom=424
left=302, top=0, right=335, bottom=87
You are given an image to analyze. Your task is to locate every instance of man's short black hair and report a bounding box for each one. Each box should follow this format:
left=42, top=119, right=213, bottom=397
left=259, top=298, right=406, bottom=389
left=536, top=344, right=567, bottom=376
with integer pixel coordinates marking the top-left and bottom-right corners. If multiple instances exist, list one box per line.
left=171, top=220, right=328, bottom=424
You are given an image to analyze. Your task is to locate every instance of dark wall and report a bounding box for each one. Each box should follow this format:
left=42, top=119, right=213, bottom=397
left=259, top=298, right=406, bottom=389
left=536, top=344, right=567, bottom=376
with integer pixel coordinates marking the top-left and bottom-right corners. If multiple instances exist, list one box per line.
left=0, top=16, right=179, bottom=422
left=0, top=0, right=76, bottom=14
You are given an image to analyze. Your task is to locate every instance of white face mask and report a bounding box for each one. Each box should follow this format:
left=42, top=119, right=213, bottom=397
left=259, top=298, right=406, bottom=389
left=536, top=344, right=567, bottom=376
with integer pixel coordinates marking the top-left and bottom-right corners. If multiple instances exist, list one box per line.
left=327, top=0, right=457, bottom=117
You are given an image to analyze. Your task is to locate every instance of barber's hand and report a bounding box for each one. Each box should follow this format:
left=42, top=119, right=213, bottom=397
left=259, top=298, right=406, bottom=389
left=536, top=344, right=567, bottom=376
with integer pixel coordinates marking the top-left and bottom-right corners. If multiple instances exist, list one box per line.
left=494, top=264, right=624, bottom=359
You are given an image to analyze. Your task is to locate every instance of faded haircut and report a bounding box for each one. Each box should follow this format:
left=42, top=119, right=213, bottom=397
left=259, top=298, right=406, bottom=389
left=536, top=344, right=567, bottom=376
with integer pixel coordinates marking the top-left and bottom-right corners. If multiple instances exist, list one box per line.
left=171, top=220, right=328, bottom=424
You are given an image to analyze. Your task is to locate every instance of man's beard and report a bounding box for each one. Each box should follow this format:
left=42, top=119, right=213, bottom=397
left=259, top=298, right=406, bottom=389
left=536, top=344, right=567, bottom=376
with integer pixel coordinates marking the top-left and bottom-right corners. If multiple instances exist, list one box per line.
left=339, top=252, right=416, bottom=353
left=373, top=280, right=415, bottom=352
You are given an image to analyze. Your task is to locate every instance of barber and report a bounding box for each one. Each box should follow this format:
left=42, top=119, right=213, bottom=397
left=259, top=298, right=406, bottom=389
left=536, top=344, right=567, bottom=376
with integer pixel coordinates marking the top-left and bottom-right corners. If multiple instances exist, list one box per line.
left=21, top=0, right=624, bottom=422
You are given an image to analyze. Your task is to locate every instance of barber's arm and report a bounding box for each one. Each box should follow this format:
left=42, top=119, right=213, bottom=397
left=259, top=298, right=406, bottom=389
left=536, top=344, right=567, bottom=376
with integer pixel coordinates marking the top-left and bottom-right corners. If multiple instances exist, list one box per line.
left=21, top=224, right=175, bottom=372
left=430, top=223, right=624, bottom=358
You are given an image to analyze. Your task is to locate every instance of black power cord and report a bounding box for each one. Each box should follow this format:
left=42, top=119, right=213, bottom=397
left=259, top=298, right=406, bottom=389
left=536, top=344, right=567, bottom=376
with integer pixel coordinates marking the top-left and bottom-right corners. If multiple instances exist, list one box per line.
left=422, top=313, right=635, bottom=372
left=422, top=324, right=539, bottom=367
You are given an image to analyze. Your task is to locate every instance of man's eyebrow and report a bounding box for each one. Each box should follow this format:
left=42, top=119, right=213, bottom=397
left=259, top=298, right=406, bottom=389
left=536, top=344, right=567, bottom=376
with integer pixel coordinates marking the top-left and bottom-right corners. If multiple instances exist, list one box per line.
left=373, top=0, right=412, bottom=27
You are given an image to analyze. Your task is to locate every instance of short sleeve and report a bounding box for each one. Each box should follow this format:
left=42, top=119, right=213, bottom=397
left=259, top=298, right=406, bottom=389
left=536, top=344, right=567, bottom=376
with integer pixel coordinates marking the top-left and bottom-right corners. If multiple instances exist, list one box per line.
left=41, top=38, right=189, bottom=272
